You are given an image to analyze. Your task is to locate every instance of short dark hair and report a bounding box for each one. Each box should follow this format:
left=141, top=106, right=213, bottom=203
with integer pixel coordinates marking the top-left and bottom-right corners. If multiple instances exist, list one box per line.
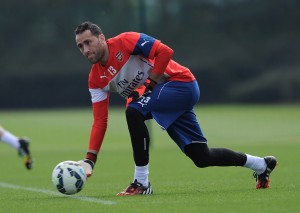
left=74, top=21, right=103, bottom=36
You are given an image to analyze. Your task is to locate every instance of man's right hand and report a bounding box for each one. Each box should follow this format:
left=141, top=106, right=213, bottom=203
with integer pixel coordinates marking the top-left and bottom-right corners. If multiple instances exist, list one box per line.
left=78, top=159, right=94, bottom=177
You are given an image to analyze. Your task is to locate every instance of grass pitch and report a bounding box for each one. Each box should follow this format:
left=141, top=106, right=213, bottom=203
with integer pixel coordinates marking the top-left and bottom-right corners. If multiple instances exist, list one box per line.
left=0, top=105, right=299, bottom=213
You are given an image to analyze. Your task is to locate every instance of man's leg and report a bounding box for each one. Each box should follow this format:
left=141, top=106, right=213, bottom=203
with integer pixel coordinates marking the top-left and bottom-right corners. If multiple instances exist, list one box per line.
left=0, top=126, right=20, bottom=149
left=0, top=126, right=33, bottom=170
left=184, top=142, right=247, bottom=167
left=125, top=107, right=150, bottom=167
left=167, top=112, right=277, bottom=189
left=116, top=107, right=153, bottom=196
left=184, top=142, right=277, bottom=189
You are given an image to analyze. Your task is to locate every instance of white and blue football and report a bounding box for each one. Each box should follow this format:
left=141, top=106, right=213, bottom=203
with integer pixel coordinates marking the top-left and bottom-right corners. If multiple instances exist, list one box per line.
left=52, top=160, right=87, bottom=195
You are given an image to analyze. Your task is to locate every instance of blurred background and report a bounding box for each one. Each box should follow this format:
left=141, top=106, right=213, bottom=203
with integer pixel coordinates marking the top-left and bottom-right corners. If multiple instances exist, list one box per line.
left=0, top=0, right=299, bottom=109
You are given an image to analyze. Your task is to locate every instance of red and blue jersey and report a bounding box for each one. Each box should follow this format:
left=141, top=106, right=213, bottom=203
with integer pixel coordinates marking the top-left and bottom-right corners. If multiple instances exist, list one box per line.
left=88, top=32, right=195, bottom=103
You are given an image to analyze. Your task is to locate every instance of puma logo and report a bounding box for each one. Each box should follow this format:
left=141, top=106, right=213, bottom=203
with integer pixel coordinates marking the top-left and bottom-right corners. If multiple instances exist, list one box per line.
left=100, top=72, right=108, bottom=79
left=141, top=39, right=149, bottom=47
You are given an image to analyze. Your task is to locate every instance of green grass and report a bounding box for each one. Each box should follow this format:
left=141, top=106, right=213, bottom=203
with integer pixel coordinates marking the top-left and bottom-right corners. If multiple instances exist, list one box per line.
left=0, top=105, right=299, bottom=213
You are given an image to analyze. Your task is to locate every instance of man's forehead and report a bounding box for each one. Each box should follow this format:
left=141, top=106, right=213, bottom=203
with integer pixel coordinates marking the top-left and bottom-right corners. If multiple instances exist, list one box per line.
left=76, top=30, right=94, bottom=43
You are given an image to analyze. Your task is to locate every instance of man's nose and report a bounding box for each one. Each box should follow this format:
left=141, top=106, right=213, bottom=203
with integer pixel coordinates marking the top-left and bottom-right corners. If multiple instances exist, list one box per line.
left=83, top=46, right=90, bottom=55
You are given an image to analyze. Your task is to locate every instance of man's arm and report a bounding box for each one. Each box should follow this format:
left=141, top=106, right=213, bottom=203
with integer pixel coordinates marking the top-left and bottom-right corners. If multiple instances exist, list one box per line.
left=149, top=42, right=174, bottom=82
left=80, top=97, right=109, bottom=177
left=127, top=42, right=174, bottom=105
left=122, top=32, right=174, bottom=83
left=88, top=99, right=109, bottom=154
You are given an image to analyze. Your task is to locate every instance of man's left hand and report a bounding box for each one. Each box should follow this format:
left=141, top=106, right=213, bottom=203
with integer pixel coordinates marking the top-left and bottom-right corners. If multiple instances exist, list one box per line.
left=126, top=77, right=157, bottom=106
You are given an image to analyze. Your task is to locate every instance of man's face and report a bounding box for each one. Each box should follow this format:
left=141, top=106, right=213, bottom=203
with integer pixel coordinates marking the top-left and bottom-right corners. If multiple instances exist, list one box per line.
left=75, top=30, right=105, bottom=64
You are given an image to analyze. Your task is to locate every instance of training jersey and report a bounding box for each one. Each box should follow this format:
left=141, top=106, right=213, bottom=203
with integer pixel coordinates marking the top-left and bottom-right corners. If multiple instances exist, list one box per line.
left=87, top=32, right=195, bottom=153
left=88, top=32, right=195, bottom=103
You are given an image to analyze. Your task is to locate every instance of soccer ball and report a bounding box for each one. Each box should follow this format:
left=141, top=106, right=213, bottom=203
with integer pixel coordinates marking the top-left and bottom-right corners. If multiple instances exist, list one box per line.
left=51, top=160, right=87, bottom=195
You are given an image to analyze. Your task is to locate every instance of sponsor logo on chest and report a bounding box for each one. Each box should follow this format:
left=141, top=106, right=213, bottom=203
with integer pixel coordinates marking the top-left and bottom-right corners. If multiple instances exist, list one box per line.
left=119, top=71, right=145, bottom=97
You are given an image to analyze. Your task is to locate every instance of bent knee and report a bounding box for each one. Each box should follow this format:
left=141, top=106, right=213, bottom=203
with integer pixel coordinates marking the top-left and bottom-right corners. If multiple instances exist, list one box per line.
left=184, top=143, right=211, bottom=168
left=192, top=159, right=210, bottom=168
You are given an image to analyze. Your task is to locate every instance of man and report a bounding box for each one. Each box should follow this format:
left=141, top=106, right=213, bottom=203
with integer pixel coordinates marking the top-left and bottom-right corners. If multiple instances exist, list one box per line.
left=0, top=126, right=33, bottom=169
left=75, top=21, right=277, bottom=196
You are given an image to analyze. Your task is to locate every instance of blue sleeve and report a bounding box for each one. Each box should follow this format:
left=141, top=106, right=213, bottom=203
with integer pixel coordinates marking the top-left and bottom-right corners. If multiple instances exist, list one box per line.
left=132, top=33, right=156, bottom=57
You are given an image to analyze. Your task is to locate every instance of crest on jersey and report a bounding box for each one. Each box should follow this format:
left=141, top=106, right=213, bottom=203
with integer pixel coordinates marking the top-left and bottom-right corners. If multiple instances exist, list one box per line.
left=115, top=51, right=124, bottom=62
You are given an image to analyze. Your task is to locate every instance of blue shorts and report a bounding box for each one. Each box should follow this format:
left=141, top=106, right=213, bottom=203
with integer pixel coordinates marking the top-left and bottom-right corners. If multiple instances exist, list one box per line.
left=128, top=80, right=207, bottom=151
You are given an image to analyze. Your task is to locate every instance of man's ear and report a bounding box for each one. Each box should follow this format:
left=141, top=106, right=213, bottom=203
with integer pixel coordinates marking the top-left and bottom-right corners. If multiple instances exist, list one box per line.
left=99, top=34, right=105, bottom=41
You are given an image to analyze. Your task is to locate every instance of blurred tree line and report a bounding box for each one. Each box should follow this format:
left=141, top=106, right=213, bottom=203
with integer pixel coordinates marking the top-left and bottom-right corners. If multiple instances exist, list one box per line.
left=0, top=0, right=299, bottom=109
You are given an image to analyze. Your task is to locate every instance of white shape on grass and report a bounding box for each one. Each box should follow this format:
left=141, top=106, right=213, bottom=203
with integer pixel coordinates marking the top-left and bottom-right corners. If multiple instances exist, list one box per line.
left=0, top=182, right=116, bottom=205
